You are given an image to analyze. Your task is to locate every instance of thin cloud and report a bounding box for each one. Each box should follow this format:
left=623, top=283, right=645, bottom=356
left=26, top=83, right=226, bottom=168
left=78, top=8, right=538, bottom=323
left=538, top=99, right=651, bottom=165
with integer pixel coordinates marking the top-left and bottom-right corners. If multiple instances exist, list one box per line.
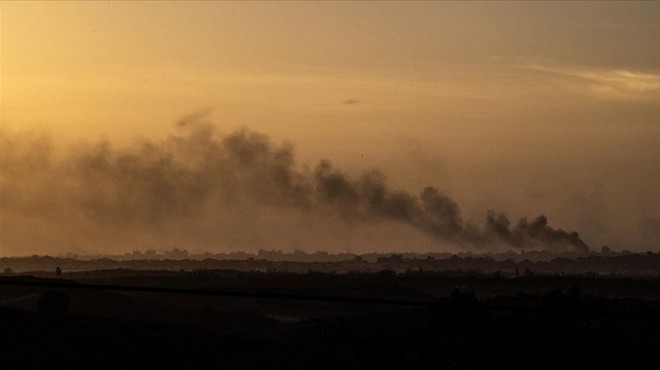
left=177, top=107, right=214, bottom=127
left=525, top=64, right=660, bottom=99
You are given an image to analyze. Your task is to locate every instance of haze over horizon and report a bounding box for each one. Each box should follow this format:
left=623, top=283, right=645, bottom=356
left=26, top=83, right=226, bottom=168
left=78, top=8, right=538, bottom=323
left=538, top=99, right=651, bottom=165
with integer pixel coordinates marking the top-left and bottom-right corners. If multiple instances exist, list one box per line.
left=1, top=2, right=659, bottom=256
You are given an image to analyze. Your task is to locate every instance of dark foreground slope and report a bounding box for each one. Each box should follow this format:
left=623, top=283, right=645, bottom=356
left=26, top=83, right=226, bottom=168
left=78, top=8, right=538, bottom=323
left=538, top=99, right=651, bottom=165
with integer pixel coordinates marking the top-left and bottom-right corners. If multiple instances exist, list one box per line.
left=2, top=273, right=660, bottom=369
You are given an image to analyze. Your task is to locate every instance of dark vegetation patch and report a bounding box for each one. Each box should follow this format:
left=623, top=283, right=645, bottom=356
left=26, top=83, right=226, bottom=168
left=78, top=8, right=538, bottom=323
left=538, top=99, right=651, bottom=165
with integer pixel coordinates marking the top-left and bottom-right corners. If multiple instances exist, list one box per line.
left=2, top=270, right=660, bottom=369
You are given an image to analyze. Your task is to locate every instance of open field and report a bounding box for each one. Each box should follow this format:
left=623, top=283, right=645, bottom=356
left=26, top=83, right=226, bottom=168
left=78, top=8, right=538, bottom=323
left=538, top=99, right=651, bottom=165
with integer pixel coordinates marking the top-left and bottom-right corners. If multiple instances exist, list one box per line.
left=2, top=261, right=660, bottom=369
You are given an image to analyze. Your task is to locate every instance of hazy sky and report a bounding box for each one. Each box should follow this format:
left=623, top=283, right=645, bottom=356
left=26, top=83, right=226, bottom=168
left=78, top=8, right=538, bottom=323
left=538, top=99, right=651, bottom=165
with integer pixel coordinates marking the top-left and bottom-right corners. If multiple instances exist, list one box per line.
left=1, top=2, right=659, bottom=255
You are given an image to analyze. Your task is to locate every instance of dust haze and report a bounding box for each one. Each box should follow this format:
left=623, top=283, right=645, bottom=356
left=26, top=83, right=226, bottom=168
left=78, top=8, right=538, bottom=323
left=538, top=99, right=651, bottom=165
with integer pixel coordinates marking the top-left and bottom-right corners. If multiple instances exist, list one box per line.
left=1, top=117, right=592, bottom=256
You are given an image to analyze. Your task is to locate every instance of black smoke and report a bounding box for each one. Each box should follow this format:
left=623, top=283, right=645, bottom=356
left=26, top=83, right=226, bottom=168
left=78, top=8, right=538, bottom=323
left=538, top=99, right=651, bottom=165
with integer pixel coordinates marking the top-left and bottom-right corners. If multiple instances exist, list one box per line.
left=313, top=161, right=587, bottom=251
left=485, top=212, right=589, bottom=252
left=0, top=121, right=589, bottom=252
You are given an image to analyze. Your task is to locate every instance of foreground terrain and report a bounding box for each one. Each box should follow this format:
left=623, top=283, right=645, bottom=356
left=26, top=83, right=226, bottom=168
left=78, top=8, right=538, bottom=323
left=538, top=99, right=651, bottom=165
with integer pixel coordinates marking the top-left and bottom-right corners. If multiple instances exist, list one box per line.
left=2, top=265, right=660, bottom=369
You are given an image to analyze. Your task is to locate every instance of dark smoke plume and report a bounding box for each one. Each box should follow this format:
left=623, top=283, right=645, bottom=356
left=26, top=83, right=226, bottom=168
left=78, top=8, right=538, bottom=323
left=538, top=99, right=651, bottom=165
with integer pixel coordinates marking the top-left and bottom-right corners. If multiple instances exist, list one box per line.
left=485, top=212, right=589, bottom=252
left=312, top=160, right=587, bottom=251
left=0, top=121, right=589, bottom=252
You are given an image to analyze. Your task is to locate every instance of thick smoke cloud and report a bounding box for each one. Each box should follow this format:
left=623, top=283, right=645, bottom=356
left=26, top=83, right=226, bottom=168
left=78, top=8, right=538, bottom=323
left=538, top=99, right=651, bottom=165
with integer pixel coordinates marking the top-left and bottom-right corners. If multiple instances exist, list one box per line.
left=313, top=161, right=587, bottom=251
left=485, top=213, right=588, bottom=252
left=0, top=121, right=589, bottom=254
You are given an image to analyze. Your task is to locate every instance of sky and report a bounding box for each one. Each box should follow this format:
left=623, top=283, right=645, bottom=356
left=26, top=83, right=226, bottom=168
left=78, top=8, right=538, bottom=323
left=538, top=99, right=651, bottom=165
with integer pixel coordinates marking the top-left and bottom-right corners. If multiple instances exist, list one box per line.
left=1, top=2, right=659, bottom=256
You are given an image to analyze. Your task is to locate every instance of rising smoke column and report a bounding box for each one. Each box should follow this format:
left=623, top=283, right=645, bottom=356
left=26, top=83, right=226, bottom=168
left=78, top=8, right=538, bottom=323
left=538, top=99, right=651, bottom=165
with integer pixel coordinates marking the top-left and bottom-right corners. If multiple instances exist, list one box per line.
left=0, top=121, right=589, bottom=252
left=485, top=212, right=589, bottom=252
left=313, top=159, right=588, bottom=251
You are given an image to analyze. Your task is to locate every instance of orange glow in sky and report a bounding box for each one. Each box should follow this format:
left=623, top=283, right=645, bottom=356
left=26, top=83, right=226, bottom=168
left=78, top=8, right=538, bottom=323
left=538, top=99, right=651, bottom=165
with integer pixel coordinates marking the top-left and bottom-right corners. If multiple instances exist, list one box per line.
left=1, top=2, right=659, bottom=255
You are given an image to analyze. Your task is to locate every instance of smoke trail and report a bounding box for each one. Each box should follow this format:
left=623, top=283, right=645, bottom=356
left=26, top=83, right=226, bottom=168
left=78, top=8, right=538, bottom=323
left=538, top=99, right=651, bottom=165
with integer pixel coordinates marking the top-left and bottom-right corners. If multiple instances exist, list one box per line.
left=0, top=121, right=589, bottom=252
left=313, top=160, right=587, bottom=251
left=485, top=212, right=589, bottom=252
